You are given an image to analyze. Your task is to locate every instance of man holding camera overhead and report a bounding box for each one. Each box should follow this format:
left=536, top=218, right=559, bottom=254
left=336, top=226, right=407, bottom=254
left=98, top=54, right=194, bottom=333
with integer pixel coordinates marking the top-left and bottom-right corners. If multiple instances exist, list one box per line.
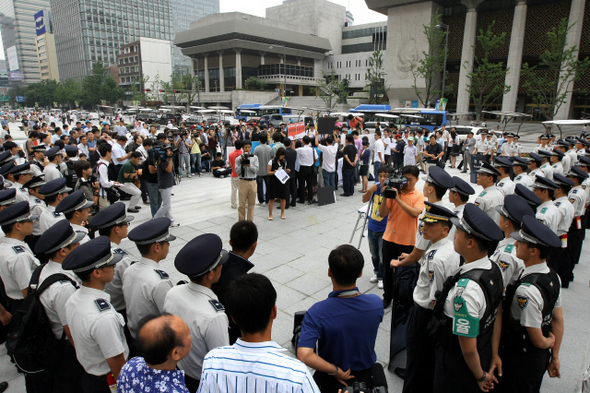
left=153, top=143, right=178, bottom=227
left=235, top=140, right=259, bottom=221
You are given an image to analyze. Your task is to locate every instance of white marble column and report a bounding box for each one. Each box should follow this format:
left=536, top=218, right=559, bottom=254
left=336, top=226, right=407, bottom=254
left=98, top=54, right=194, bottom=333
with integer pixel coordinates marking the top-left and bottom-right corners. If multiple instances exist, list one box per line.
left=456, top=7, right=478, bottom=115
left=554, top=0, right=586, bottom=120
left=502, top=1, right=528, bottom=113
left=259, top=52, right=265, bottom=65
left=235, top=49, right=243, bottom=89
left=204, top=55, right=209, bottom=93
left=218, top=51, right=224, bottom=92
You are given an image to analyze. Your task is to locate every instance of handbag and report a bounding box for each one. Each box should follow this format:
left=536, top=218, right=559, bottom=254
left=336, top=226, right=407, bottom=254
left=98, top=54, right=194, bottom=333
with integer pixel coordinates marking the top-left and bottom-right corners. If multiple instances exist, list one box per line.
left=104, top=187, right=120, bottom=204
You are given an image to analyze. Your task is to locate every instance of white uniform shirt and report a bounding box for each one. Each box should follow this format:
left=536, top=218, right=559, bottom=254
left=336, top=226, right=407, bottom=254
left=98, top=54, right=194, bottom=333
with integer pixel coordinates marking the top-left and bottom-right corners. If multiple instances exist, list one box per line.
left=536, top=200, right=560, bottom=234
left=568, top=186, right=586, bottom=217
left=163, top=282, right=229, bottom=379
left=71, top=223, right=90, bottom=244
left=65, top=286, right=129, bottom=376
left=122, top=257, right=173, bottom=338
left=413, top=237, right=460, bottom=310
left=496, top=177, right=515, bottom=197
left=540, top=163, right=554, bottom=181
left=29, top=195, right=46, bottom=236
left=383, top=136, right=392, bottom=155
left=475, top=139, right=489, bottom=155
left=551, top=162, right=564, bottom=177
left=474, top=185, right=504, bottom=224
left=514, top=172, right=534, bottom=191
left=38, top=261, right=81, bottom=339
left=30, top=161, right=44, bottom=177
left=415, top=200, right=453, bottom=251
left=490, top=238, right=524, bottom=289
left=553, top=196, right=574, bottom=238
left=44, top=162, right=63, bottom=182
left=509, top=262, right=561, bottom=329
left=103, top=243, right=136, bottom=312
left=10, top=183, right=31, bottom=204
left=562, top=154, right=572, bottom=174
left=0, top=237, right=40, bottom=299
left=38, top=205, right=65, bottom=233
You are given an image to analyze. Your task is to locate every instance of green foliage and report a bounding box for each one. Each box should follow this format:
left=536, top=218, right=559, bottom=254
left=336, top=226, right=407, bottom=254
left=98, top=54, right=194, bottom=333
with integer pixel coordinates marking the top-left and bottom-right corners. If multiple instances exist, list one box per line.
left=244, top=77, right=268, bottom=91
left=521, top=18, right=590, bottom=120
left=466, top=22, right=511, bottom=121
left=410, top=12, right=451, bottom=107
left=365, top=50, right=388, bottom=104
left=312, top=70, right=349, bottom=110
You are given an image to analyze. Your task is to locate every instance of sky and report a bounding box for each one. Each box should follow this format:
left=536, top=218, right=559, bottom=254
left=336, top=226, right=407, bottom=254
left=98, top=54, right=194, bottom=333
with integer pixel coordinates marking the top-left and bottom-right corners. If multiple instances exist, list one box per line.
left=0, top=0, right=386, bottom=60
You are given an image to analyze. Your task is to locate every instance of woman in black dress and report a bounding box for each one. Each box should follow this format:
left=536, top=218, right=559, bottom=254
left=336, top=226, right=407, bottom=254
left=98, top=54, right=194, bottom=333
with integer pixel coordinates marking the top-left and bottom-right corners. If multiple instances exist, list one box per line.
left=267, top=147, right=289, bottom=220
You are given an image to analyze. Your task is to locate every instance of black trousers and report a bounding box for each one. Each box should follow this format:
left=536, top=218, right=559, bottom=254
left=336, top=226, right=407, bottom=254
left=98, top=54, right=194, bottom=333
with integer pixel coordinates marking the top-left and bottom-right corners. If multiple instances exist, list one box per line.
left=313, top=367, right=372, bottom=393
left=184, top=374, right=200, bottom=393
left=495, top=344, right=550, bottom=393
left=382, top=240, right=414, bottom=302
left=298, top=166, right=314, bottom=203
left=286, top=174, right=298, bottom=206
left=547, top=246, right=571, bottom=286
left=403, top=305, right=435, bottom=393
left=567, top=218, right=583, bottom=268
left=81, top=372, right=109, bottom=393
left=53, top=340, right=84, bottom=393
left=433, top=343, right=492, bottom=393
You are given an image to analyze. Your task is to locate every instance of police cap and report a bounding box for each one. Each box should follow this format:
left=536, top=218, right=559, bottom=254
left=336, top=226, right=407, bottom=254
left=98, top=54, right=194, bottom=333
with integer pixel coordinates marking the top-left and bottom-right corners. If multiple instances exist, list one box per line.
left=45, top=146, right=61, bottom=159
left=450, top=203, right=503, bottom=242
left=420, top=202, right=456, bottom=224
left=0, top=201, right=38, bottom=226
left=88, top=202, right=134, bottom=230
left=578, top=156, right=590, bottom=167
left=9, top=162, right=31, bottom=176
left=528, top=153, right=543, bottom=165
left=511, top=215, right=560, bottom=248
left=537, top=150, right=552, bottom=159
left=0, top=162, right=15, bottom=176
left=34, top=220, right=86, bottom=255
left=477, top=161, right=501, bottom=177
left=568, top=166, right=589, bottom=180
left=175, top=234, right=229, bottom=277
left=423, top=166, right=455, bottom=189
left=495, top=194, right=535, bottom=225
left=23, top=175, right=46, bottom=189
left=128, top=217, right=176, bottom=245
left=513, top=134, right=520, bottom=140
left=62, top=236, right=123, bottom=273
left=552, top=148, right=564, bottom=158
left=38, top=178, right=72, bottom=197
left=533, top=175, right=558, bottom=191
left=55, top=190, right=94, bottom=214
left=540, top=135, right=549, bottom=140
left=512, top=156, right=530, bottom=167
left=493, top=157, right=513, bottom=168
left=576, top=137, right=590, bottom=147
left=450, top=176, right=475, bottom=196
left=0, top=188, right=17, bottom=206
left=31, top=144, right=47, bottom=153
left=64, top=145, right=79, bottom=154
left=514, top=184, right=541, bottom=209
left=552, top=173, right=574, bottom=188
left=0, top=151, right=13, bottom=166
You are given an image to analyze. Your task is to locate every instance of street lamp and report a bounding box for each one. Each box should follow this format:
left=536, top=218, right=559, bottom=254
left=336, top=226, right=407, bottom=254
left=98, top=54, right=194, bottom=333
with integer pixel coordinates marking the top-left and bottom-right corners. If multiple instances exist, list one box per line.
left=436, top=23, right=449, bottom=102
left=269, top=45, right=288, bottom=99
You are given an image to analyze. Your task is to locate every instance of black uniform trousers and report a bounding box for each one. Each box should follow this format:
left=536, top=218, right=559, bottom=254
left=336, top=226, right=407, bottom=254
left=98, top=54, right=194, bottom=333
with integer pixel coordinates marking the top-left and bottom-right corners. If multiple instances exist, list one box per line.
left=184, top=374, right=200, bottom=393
left=547, top=246, right=571, bottom=287
left=286, top=172, right=298, bottom=206
left=495, top=344, right=550, bottom=393
left=53, top=340, right=84, bottom=393
left=382, top=240, right=414, bottom=303
left=433, top=342, right=492, bottom=393
left=403, top=304, right=434, bottom=393
left=568, top=217, right=584, bottom=268
left=298, top=165, right=314, bottom=203
left=81, top=372, right=109, bottom=393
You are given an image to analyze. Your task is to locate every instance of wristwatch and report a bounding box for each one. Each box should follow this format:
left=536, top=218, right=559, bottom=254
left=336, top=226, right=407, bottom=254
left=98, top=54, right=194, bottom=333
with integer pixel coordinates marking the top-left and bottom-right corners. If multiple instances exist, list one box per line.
left=328, top=365, right=339, bottom=376
left=476, top=372, right=487, bottom=383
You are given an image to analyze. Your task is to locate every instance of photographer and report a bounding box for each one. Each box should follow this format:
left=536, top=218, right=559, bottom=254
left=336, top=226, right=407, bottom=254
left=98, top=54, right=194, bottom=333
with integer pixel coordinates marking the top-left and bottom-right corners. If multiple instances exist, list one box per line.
left=378, top=165, right=425, bottom=308
left=235, top=140, right=259, bottom=221
left=96, top=143, right=122, bottom=211
left=178, top=131, right=192, bottom=178
left=190, top=131, right=202, bottom=175
left=153, top=143, right=178, bottom=226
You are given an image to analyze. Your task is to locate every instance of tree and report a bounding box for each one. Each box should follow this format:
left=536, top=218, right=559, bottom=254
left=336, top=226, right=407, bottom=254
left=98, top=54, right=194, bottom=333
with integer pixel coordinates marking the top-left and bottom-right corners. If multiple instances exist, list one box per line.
left=410, top=11, right=450, bottom=108
left=244, top=77, right=268, bottom=91
left=312, top=70, right=349, bottom=110
left=55, top=79, right=81, bottom=108
left=466, top=22, right=511, bottom=120
left=521, top=18, right=590, bottom=121
left=131, top=76, right=151, bottom=104
left=81, top=62, right=124, bottom=107
left=365, top=50, right=388, bottom=104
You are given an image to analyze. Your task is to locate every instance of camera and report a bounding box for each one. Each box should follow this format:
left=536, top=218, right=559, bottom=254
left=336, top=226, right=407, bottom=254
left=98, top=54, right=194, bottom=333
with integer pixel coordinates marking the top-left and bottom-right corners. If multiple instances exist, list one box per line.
left=382, top=168, right=408, bottom=199
left=151, top=143, right=177, bottom=161
left=344, top=364, right=388, bottom=393
left=242, top=153, right=253, bottom=165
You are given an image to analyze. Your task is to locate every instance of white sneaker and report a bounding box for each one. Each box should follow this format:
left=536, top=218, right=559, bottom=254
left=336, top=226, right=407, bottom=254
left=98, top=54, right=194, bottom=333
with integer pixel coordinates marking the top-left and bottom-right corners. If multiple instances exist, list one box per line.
left=378, top=280, right=383, bottom=289
left=370, top=275, right=378, bottom=283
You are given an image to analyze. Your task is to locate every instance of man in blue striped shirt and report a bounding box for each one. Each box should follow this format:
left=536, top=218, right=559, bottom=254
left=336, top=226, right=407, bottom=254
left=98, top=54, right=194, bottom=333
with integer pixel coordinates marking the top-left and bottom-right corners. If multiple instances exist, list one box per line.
left=197, top=274, right=320, bottom=393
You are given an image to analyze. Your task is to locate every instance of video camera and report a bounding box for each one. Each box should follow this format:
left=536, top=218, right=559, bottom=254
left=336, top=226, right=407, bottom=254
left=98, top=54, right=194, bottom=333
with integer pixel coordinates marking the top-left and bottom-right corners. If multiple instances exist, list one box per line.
left=344, top=364, right=388, bottom=393
left=241, top=153, right=253, bottom=165
left=382, top=168, right=408, bottom=199
left=151, top=143, right=176, bottom=161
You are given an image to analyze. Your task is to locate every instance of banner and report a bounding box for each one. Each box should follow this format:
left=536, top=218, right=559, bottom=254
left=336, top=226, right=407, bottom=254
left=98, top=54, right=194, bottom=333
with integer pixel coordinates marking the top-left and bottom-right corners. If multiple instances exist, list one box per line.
left=286, top=121, right=305, bottom=139
left=34, top=10, right=47, bottom=36
left=16, top=96, right=26, bottom=103
left=281, top=97, right=290, bottom=107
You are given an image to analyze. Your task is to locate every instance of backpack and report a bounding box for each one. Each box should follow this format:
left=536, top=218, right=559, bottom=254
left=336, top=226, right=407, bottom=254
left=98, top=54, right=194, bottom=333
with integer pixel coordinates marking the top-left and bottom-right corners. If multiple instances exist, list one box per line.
left=64, top=160, right=79, bottom=189
left=94, top=161, right=120, bottom=203
left=5, top=264, right=77, bottom=373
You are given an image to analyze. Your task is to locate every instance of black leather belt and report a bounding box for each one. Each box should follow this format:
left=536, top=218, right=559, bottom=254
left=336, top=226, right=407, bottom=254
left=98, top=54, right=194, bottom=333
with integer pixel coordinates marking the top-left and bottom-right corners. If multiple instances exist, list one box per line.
left=240, top=178, right=256, bottom=181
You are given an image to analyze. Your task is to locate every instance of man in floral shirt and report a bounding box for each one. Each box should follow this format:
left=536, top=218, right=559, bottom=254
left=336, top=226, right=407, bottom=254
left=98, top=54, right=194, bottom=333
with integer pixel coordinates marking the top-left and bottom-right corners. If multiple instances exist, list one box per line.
left=118, top=314, right=192, bottom=393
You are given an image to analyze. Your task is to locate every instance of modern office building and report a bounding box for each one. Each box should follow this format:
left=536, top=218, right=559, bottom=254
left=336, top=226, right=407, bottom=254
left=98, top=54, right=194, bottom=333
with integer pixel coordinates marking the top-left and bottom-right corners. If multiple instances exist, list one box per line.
left=50, top=0, right=172, bottom=80
left=34, top=9, right=59, bottom=82
left=0, top=0, right=51, bottom=85
left=366, top=0, right=590, bottom=120
left=169, top=0, right=219, bottom=75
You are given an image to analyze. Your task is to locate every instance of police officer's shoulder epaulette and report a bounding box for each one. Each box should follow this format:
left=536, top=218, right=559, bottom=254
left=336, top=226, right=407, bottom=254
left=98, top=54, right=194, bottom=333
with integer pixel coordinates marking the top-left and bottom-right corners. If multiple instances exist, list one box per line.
left=154, top=269, right=169, bottom=279
left=504, top=244, right=514, bottom=253
left=35, top=198, right=42, bottom=204
left=478, top=191, right=487, bottom=197
left=457, top=278, right=470, bottom=288
left=12, top=245, right=25, bottom=254
left=20, top=187, right=25, bottom=192
left=95, top=298, right=111, bottom=312
left=572, top=189, right=578, bottom=194
left=427, top=249, right=437, bottom=259
left=540, top=207, right=548, bottom=214
left=498, top=182, right=504, bottom=187
left=569, top=198, right=575, bottom=204
left=555, top=202, right=561, bottom=207
left=208, top=299, right=225, bottom=312
left=53, top=212, right=61, bottom=217
left=113, top=248, right=127, bottom=255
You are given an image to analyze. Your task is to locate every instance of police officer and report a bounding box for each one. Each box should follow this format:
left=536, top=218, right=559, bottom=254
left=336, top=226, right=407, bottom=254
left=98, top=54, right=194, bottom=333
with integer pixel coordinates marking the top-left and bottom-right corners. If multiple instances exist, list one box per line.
left=537, top=150, right=554, bottom=181
left=432, top=204, right=504, bottom=393
left=473, top=131, right=490, bottom=159
left=556, top=141, right=572, bottom=173
left=515, top=183, right=542, bottom=211
left=124, top=217, right=175, bottom=340
left=550, top=148, right=565, bottom=177
left=566, top=167, right=588, bottom=273
left=548, top=174, right=575, bottom=287
left=512, top=134, right=523, bottom=157
left=30, top=145, right=47, bottom=177
left=474, top=161, right=503, bottom=224
left=528, top=153, right=545, bottom=185
left=0, top=188, right=16, bottom=211
left=63, top=236, right=129, bottom=393
left=498, top=216, right=563, bottom=392
left=449, top=176, right=475, bottom=219
left=55, top=190, right=94, bottom=244
left=164, top=234, right=230, bottom=392
left=38, top=178, right=71, bottom=232
left=532, top=176, right=560, bottom=233
left=392, top=203, right=460, bottom=393
left=494, top=157, right=515, bottom=197
left=491, top=195, right=535, bottom=289
left=513, top=157, right=534, bottom=191
left=22, top=175, right=46, bottom=251
left=44, top=146, right=63, bottom=182
left=8, top=162, right=33, bottom=203
left=88, top=202, right=136, bottom=320
left=34, top=220, right=85, bottom=393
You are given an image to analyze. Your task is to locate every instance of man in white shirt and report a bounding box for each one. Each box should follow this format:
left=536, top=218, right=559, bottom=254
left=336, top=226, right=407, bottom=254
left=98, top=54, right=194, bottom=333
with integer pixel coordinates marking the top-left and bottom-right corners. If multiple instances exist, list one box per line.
left=296, top=136, right=317, bottom=205
left=316, top=133, right=339, bottom=190
left=112, top=135, right=132, bottom=179
left=373, top=130, right=385, bottom=179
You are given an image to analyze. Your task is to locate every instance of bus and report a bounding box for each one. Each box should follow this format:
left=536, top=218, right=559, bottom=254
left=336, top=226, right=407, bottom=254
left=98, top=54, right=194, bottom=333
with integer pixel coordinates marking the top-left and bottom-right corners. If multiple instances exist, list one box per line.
left=236, top=104, right=263, bottom=120
left=349, top=105, right=450, bottom=132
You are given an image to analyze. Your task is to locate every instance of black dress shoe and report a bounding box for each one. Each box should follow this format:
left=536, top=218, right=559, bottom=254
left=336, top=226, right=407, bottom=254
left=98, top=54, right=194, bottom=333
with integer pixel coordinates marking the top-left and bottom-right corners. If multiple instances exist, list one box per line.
left=0, top=381, right=8, bottom=393
left=383, top=299, right=391, bottom=308
left=394, top=367, right=406, bottom=380
left=340, top=193, right=350, bottom=197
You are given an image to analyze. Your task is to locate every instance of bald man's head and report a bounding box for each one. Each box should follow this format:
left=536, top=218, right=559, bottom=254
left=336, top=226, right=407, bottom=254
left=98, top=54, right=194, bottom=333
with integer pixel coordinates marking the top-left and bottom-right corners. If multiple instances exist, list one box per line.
left=137, top=314, right=192, bottom=366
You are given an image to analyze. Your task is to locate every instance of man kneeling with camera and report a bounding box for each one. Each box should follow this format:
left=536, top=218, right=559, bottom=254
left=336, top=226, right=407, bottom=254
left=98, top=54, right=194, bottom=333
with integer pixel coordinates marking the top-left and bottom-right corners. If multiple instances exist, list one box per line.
left=297, top=245, right=385, bottom=393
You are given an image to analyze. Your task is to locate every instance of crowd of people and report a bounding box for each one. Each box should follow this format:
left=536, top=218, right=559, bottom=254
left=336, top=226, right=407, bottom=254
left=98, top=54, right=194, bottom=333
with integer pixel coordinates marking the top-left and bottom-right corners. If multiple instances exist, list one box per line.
left=0, top=108, right=589, bottom=393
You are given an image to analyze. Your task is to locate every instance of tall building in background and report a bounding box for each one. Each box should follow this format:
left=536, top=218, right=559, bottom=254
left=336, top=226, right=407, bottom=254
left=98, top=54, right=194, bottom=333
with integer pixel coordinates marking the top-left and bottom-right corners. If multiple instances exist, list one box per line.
left=0, top=0, right=51, bottom=85
left=34, top=9, right=59, bottom=81
left=169, top=0, right=219, bottom=75
left=50, top=0, right=172, bottom=80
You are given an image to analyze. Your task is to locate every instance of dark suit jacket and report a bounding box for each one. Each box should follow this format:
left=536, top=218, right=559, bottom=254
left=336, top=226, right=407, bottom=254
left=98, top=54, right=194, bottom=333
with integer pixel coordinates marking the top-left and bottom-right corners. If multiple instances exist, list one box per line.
left=285, top=147, right=298, bottom=177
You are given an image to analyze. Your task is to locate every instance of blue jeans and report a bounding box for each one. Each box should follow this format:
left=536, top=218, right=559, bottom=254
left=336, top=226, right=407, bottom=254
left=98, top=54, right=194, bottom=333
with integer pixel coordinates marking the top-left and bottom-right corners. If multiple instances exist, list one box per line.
left=256, top=175, right=269, bottom=203
left=179, top=154, right=191, bottom=177
left=146, top=182, right=161, bottom=217
left=368, top=229, right=384, bottom=279
left=373, top=161, right=381, bottom=180
left=342, top=168, right=355, bottom=196
left=322, top=169, right=336, bottom=190
left=190, top=153, right=202, bottom=173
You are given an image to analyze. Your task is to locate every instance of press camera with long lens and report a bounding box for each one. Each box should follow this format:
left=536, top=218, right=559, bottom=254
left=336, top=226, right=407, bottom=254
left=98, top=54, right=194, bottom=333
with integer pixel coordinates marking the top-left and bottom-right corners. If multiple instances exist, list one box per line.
left=382, top=168, right=408, bottom=199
